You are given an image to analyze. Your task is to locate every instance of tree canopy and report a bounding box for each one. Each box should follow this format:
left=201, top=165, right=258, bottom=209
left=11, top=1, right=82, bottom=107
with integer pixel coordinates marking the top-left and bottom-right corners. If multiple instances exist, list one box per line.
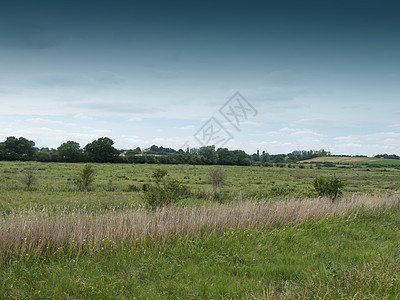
left=84, top=137, right=119, bottom=163
left=0, top=136, right=36, bottom=161
left=57, top=141, right=84, bottom=163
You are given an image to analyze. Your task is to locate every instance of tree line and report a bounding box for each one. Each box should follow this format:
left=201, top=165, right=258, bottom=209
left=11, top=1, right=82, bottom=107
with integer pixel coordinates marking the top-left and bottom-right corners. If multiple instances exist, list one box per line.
left=0, top=136, right=337, bottom=166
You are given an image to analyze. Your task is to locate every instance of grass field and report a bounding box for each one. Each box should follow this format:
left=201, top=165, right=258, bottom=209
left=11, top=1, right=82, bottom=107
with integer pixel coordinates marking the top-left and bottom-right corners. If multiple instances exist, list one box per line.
left=302, top=156, right=400, bottom=166
left=1, top=161, right=400, bottom=298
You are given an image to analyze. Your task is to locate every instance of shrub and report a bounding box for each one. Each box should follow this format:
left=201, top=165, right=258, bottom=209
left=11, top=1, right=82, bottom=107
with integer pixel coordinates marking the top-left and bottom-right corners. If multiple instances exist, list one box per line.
left=20, top=167, right=37, bottom=191
left=143, top=178, right=189, bottom=210
left=209, top=168, right=226, bottom=189
left=313, top=176, right=344, bottom=201
left=142, top=183, right=150, bottom=192
left=74, top=164, right=95, bottom=191
left=152, top=168, right=168, bottom=184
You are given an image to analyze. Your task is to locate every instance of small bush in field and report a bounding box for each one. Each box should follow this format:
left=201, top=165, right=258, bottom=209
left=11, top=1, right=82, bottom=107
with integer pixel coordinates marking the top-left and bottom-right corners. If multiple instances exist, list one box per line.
left=21, top=167, right=37, bottom=191
left=152, top=168, right=168, bottom=184
left=143, top=178, right=189, bottom=210
left=313, top=176, right=344, bottom=201
left=209, top=168, right=226, bottom=188
left=74, top=164, right=95, bottom=191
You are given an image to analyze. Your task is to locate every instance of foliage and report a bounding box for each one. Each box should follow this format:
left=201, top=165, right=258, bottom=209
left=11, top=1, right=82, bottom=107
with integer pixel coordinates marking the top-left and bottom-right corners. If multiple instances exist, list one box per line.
left=0, top=136, right=36, bottom=161
left=151, top=168, right=168, bottom=184
left=57, top=141, right=84, bottom=162
left=74, top=164, right=95, bottom=191
left=143, top=178, right=189, bottom=210
left=1, top=205, right=400, bottom=298
left=313, top=175, right=345, bottom=201
left=84, top=137, right=119, bottom=163
left=209, top=168, right=227, bottom=188
left=198, top=145, right=217, bottom=164
left=20, top=167, right=37, bottom=191
left=375, top=153, right=400, bottom=159
left=216, top=148, right=251, bottom=165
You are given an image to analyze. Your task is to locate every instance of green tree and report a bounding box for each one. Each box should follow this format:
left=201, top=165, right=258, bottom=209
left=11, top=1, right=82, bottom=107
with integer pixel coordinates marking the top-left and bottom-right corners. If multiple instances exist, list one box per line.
left=57, top=141, right=83, bottom=162
left=199, top=145, right=217, bottom=164
left=216, top=148, right=234, bottom=165
left=84, top=137, right=119, bottom=163
left=0, top=136, right=36, bottom=161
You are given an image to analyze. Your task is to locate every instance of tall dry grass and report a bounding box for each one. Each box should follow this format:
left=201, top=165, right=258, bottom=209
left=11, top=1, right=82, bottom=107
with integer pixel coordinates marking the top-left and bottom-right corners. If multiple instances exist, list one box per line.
left=0, top=194, right=398, bottom=258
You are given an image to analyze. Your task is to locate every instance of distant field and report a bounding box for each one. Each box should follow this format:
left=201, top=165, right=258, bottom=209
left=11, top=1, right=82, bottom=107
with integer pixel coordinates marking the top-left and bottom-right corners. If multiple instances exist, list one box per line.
left=302, top=156, right=400, bottom=166
left=0, top=161, right=400, bottom=212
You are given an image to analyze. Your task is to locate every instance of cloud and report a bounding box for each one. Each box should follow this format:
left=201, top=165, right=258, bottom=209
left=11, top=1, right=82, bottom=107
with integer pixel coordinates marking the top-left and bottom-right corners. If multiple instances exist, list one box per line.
left=73, top=114, right=94, bottom=121
left=178, top=125, right=195, bottom=130
left=27, top=118, right=75, bottom=126
left=240, top=121, right=261, bottom=127
left=91, top=129, right=112, bottom=135
left=128, top=117, right=143, bottom=122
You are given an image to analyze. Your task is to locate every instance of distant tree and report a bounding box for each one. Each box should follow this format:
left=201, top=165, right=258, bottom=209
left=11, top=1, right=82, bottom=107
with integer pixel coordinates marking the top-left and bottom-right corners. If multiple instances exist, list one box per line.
left=57, top=141, right=83, bottom=162
left=216, top=148, right=232, bottom=165
left=0, top=136, right=36, bottom=161
left=84, top=137, right=119, bottom=163
left=230, top=150, right=251, bottom=165
left=375, top=154, right=400, bottom=160
left=199, top=145, right=217, bottom=164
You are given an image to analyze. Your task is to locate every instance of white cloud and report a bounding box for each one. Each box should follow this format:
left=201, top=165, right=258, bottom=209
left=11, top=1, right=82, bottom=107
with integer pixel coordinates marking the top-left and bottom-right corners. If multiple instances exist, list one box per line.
left=27, top=118, right=75, bottom=126
left=73, top=113, right=94, bottom=121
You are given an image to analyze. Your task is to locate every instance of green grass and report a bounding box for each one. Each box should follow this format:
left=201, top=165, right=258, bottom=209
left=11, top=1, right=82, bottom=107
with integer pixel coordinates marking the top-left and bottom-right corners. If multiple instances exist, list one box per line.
left=1, top=161, right=399, bottom=212
left=303, top=156, right=400, bottom=166
left=1, top=205, right=400, bottom=299
left=1, top=161, right=400, bottom=298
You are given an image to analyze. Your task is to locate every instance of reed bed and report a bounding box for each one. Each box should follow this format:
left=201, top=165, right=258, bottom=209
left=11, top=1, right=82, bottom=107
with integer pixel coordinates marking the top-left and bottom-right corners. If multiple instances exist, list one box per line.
left=1, top=194, right=398, bottom=258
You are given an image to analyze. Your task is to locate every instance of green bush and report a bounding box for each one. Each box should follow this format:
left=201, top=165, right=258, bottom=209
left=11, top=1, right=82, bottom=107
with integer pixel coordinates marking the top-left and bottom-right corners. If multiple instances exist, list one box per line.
left=143, top=178, right=189, bottom=210
left=74, top=164, right=95, bottom=191
left=20, top=167, right=37, bottom=191
left=313, top=176, right=344, bottom=201
left=152, top=168, right=168, bottom=184
left=209, top=168, right=226, bottom=188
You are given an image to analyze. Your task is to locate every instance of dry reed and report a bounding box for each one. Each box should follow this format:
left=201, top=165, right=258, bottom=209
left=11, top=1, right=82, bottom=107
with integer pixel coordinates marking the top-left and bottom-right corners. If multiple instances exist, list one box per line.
left=0, top=193, right=398, bottom=258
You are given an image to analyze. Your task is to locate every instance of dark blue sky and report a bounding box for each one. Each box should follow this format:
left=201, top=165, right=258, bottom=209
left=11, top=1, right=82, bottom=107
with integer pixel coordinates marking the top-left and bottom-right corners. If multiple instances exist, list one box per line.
left=1, top=0, right=399, bottom=155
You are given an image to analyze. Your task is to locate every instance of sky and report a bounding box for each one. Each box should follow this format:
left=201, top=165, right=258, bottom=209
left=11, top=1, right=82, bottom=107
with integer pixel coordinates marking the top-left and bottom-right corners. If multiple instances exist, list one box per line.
left=0, top=0, right=399, bottom=156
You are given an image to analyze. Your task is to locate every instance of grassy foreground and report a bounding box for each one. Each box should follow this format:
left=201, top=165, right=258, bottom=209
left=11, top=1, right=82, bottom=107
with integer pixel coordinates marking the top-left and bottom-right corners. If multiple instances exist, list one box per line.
left=1, top=195, right=400, bottom=299
left=1, top=161, right=400, bottom=298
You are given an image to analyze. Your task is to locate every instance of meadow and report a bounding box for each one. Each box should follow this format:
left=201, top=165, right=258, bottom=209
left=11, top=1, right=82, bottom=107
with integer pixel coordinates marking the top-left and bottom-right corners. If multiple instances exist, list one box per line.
left=0, top=160, right=400, bottom=298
